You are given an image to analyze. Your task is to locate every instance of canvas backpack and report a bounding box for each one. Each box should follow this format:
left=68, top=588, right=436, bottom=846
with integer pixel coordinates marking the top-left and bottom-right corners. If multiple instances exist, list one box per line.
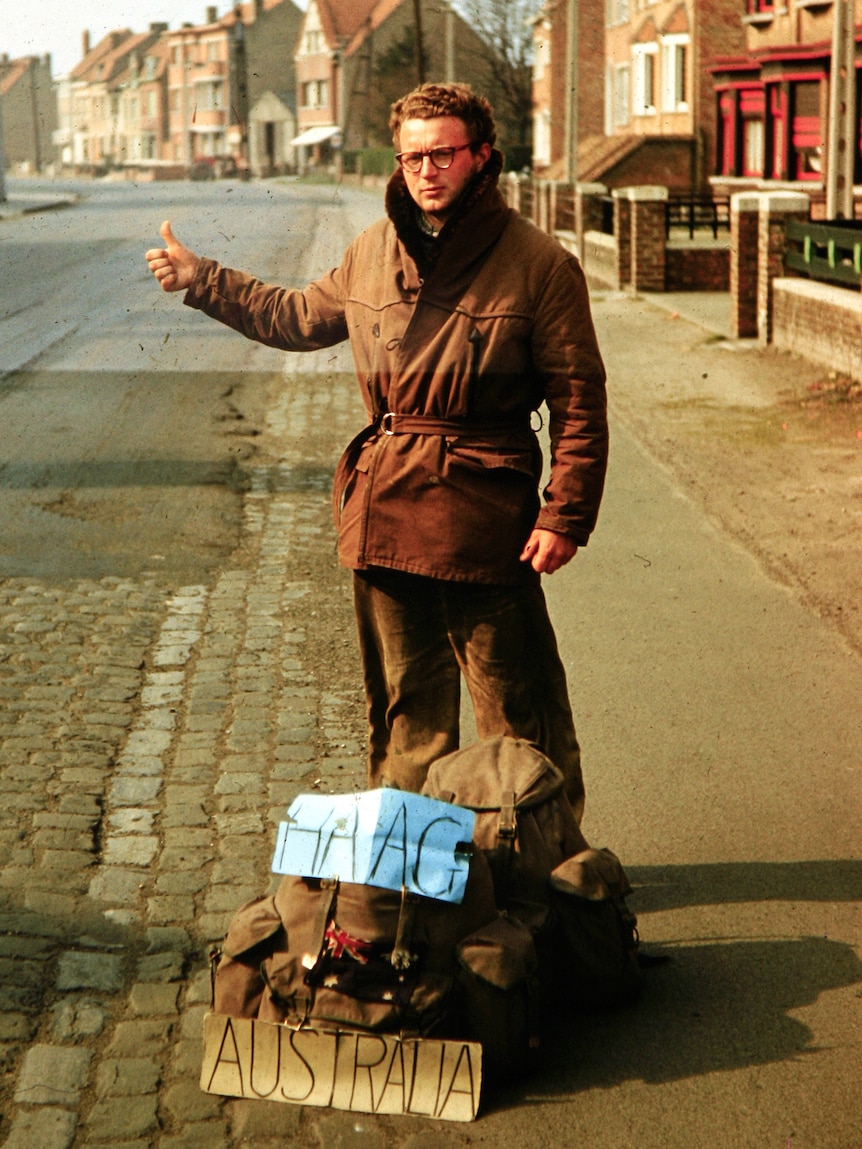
left=421, top=735, right=642, bottom=1010
left=421, top=735, right=589, bottom=922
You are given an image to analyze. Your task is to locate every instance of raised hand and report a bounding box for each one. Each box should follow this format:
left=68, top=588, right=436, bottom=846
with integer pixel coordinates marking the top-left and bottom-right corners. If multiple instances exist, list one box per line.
left=145, top=220, right=200, bottom=293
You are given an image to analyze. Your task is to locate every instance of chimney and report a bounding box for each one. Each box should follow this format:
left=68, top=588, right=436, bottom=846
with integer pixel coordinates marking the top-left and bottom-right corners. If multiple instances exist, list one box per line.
left=82, top=30, right=91, bottom=58
left=206, top=6, right=218, bottom=22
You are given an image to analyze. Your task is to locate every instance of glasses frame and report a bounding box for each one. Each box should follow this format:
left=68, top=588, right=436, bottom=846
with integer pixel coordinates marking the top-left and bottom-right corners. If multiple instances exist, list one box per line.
left=395, top=142, right=475, bottom=173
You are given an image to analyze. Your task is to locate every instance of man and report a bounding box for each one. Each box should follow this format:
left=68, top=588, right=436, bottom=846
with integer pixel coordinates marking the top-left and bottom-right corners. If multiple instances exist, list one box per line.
left=146, top=82, right=607, bottom=820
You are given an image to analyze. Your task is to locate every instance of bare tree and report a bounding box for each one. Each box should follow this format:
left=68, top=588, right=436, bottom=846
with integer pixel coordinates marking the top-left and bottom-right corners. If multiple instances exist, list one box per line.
left=452, top=0, right=535, bottom=153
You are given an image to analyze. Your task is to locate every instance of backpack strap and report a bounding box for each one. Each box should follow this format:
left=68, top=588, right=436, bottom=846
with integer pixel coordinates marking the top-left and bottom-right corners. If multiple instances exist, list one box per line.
left=301, top=878, right=338, bottom=971
left=497, top=791, right=518, bottom=909
left=391, top=887, right=420, bottom=971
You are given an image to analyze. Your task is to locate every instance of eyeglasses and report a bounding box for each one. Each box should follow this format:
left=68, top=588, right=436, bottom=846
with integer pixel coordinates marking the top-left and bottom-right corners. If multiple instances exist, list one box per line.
left=395, top=143, right=474, bottom=173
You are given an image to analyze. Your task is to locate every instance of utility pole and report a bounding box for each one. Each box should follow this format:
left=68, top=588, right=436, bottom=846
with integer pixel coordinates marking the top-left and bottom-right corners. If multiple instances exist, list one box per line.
left=0, top=86, right=7, bottom=202
left=413, top=0, right=425, bottom=85
left=826, top=0, right=856, bottom=219
left=564, top=0, right=578, bottom=183
left=444, top=2, right=455, bottom=83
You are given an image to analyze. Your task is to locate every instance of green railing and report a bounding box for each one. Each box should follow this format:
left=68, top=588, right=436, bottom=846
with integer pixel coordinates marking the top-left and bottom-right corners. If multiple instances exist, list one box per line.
left=785, top=218, right=862, bottom=288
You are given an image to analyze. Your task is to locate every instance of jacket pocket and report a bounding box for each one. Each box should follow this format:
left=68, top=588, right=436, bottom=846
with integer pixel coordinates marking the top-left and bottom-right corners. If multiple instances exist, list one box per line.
left=332, top=424, right=377, bottom=525
left=444, top=440, right=539, bottom=479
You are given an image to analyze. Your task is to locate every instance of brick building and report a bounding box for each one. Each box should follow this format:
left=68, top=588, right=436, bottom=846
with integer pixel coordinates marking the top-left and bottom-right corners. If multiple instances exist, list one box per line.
left=291, top=0, right=499, bottom=170
left=711, top=0, right=862, bottom=211
left=164, top=0, right=302, bottom=172
left=531, top=0, right=606, bottom=178
left=601, top=0, right=746, bottom=190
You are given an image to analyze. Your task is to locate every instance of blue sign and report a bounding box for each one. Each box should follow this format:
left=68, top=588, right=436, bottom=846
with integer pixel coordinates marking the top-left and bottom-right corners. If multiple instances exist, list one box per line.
left=271, top=790, right=475, bottom=904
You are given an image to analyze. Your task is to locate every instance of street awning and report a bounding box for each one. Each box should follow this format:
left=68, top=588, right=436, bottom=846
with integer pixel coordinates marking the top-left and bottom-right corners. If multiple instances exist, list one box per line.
left=290, top=125, right=340, bottom=147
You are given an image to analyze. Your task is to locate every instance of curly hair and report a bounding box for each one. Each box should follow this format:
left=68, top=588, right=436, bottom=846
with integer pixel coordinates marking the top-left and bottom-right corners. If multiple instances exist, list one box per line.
left=389, top=82, right=497, bottom=149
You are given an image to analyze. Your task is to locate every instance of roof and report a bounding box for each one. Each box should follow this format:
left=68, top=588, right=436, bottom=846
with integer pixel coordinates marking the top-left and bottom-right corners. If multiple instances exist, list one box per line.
left=343, top=0, right=407, bottom=58
left=0, top=57, right=33, bottom=96
left=312, top=0, right=380, bottom=47
left=71, top=29, right=164, bottom=84
left=576, top=134, right=645, bottom=185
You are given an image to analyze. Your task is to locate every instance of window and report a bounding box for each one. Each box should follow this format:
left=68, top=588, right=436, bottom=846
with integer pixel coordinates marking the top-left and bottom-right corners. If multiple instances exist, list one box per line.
left=533, top=108, right=551, bottom=167
left=302, top=79, right=329, bottom=109
left=661, top=35, right=688, bottom=112
left=743, top=118, right=764, bottom=175
left=534, top=22, right=551, bottom=82
left=790, top=79, right=822, bottom=180
left=607, top=63, right=631, bottom=129
left=632, top=44, right=657, bottom=115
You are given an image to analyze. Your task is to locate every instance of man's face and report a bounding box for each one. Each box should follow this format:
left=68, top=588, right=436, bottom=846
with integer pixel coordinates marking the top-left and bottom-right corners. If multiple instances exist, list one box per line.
left=398, top=116, right=491, bottom=228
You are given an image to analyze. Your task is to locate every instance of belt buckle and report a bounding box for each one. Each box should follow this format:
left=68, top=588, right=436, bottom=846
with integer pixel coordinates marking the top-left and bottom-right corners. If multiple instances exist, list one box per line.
left=380, top=412, right=396, bottom=436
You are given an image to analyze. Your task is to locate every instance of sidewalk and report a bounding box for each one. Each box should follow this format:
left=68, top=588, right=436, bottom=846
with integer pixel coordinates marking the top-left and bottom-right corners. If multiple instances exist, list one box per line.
left=0, top=191, right=78, bottom=220
left=640, top=289, right=733, bottom=340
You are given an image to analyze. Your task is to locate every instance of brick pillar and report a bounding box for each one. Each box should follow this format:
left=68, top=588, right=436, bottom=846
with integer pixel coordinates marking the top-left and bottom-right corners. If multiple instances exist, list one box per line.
left=730, top=193, right=760, bottom=338
left=756, top=192, right=810, bottom=345
left=574, top=182, right=607, bottom=257
left=548, top=180, right=559, bottom=234
left=536, top=179, right=549, bottom=232
left=612, top=190, right=632, bottom=288
left=627, top=186, right=668, bottom=292
left=505, top=171, right=520, bottom=212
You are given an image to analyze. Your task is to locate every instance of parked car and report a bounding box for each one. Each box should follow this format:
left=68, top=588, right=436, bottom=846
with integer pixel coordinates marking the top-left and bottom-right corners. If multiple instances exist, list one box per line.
left=188, top=155, right=247, bottom=181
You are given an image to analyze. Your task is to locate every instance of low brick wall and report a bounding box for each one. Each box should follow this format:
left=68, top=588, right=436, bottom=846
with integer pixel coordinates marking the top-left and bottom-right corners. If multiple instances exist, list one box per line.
left=665, top=241, right=730, bottom=291
left=581, top=229, right=618, bottom=288
left=772, top=277, right=862, bottom=382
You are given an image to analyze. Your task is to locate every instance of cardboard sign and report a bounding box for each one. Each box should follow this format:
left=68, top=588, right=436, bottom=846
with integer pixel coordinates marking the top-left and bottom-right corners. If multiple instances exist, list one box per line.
left=200, top=1012, right=482, bottom=1122
left=271, top=790, right=475, bottom=904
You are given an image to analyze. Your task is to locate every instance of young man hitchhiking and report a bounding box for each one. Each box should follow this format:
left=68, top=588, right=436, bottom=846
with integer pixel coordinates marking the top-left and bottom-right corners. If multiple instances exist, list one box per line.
left=146, top=82, right=608, bottom=821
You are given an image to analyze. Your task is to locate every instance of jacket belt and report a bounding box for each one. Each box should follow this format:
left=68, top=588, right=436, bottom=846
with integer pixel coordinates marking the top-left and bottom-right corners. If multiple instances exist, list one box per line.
left=376, top=412, right=530, bottom=437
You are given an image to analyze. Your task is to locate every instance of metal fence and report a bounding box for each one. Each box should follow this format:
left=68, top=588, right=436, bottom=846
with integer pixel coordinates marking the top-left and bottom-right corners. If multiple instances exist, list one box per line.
left=784, top=218, right=862, bottom=288
left=665, top=196, right=730, bottom=238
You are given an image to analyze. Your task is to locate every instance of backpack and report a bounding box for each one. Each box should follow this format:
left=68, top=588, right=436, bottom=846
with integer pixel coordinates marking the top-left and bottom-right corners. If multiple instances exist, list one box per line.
left=211, top=848, right=541, bottom=1079
left=421, top=736, right=642, bottom=1010
left=421, top=735, right=588, bottom=921
left=212, top=852, right=496, bottom=1037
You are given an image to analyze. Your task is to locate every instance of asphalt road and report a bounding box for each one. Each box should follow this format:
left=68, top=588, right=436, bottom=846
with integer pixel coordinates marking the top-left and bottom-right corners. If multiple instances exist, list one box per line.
left=0, top=177, right=859, bottom=1149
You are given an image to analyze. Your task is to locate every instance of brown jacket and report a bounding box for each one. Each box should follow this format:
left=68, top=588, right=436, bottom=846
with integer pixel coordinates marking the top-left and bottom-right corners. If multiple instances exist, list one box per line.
left=184, top=152, right=608, bottom=584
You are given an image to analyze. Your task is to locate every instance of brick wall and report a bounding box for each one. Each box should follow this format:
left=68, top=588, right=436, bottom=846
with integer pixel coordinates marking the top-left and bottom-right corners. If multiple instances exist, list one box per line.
left=772, top=278, right=862, bottom=383
left=665, top=244, right=730, bottom=291
left=730, top=194, right=760, bottom=338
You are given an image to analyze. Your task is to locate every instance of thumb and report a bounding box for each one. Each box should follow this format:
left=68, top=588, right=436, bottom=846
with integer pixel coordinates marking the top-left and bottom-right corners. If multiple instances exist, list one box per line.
left=160, top=219, right=180, bottom=248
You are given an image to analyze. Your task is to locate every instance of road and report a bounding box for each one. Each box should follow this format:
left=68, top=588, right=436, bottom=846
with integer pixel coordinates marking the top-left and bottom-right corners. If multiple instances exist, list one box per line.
left=0, top=177, right=859, bottom=1149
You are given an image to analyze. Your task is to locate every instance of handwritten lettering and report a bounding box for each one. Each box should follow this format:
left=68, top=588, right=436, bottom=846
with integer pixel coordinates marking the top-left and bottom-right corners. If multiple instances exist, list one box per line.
left=271, top=790, right=475, bottom=905
left=201, top=1013, right=482, bottom=1122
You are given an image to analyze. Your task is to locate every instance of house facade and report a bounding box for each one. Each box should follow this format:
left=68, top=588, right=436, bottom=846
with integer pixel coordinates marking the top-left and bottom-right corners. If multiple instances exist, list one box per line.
left=531, top=0, right=606, bottom=178
left=711, top=0, right=862, bottom=210
left=291, top=0, right=499, bottom=171
left=164, top=0, right=302, bottom=172
left=601, top=0, right=746, bottom=190
left=66, top=27, right=169, bottom=171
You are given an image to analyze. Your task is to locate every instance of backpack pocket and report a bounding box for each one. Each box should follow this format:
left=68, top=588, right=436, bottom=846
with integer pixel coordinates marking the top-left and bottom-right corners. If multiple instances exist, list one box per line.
left=548, top=849, right=642, bottom=1010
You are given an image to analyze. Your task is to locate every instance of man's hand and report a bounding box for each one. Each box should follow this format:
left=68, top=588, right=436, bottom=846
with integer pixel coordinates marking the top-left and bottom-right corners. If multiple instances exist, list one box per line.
left=520, top=528, right=579, bottom=575
left=145, top=220, right=200, bottom=293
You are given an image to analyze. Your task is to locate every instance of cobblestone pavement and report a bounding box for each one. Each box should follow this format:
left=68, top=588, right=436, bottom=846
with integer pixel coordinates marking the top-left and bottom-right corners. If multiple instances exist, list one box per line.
left=0, top=354, right=398, bottom=1148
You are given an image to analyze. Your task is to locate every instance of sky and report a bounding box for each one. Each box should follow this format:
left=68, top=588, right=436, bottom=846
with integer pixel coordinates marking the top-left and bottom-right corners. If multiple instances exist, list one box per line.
left=2, top=0, right=307, bottom=79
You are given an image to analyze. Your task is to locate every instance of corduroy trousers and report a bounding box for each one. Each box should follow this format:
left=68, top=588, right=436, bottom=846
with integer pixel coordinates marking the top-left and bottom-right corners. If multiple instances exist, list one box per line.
left=353, top=567, right=585, bottom=821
